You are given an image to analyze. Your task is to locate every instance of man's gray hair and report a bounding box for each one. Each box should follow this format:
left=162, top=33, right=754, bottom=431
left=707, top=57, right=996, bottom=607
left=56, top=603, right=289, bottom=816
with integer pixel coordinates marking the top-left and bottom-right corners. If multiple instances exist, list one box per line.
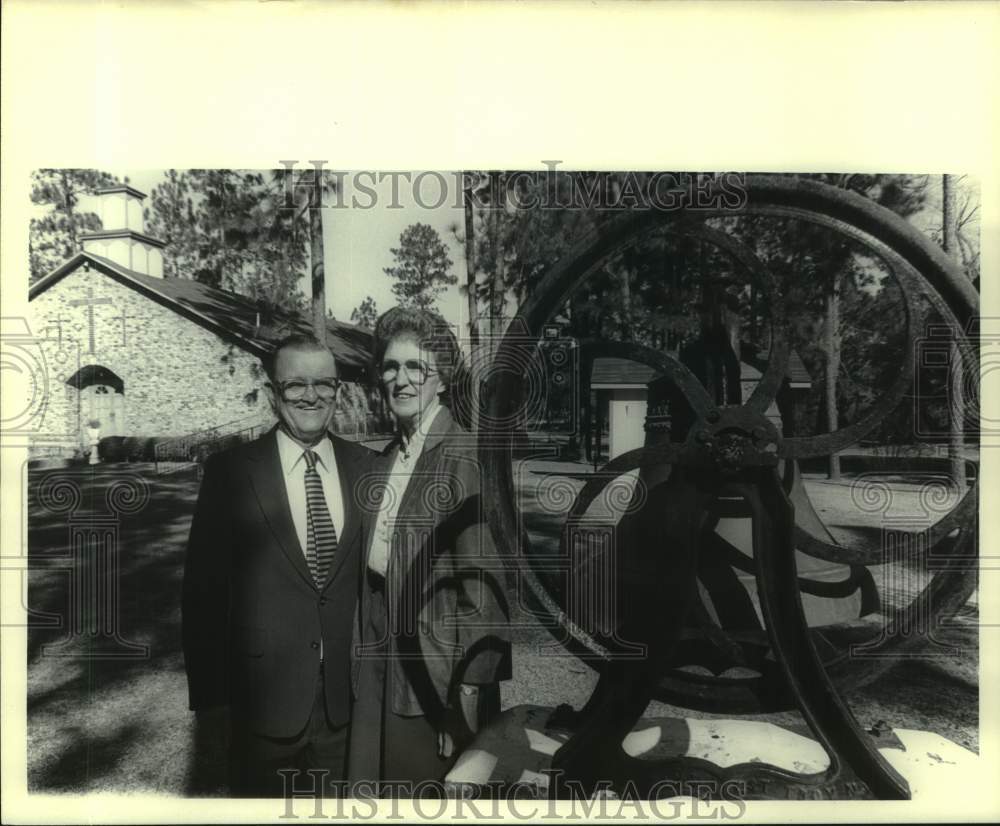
left=263, top=332, right=333, bottom=382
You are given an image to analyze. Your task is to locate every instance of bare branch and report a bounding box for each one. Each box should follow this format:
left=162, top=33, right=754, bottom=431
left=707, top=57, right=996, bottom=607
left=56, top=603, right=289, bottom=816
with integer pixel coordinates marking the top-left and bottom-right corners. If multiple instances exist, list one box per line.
left=957, top=204, right=980, bottom=228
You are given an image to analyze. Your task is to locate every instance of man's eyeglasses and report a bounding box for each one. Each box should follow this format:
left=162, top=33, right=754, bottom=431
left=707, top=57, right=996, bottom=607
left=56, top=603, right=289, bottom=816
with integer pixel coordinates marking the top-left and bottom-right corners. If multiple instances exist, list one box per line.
left=272, top=379, right=341, bottom=401
left=380, top=359, right=438, bottom=385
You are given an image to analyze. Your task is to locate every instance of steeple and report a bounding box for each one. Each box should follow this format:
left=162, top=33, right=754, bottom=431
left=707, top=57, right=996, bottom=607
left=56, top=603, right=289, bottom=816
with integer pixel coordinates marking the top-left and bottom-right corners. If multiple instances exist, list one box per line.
left=80, top=185, right=167, bottom=277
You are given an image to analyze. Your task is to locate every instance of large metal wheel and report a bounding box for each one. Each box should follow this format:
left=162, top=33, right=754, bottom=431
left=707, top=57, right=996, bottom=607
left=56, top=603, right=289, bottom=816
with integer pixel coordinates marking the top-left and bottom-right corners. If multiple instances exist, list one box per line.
left=479, top=175, right=979, bottom=720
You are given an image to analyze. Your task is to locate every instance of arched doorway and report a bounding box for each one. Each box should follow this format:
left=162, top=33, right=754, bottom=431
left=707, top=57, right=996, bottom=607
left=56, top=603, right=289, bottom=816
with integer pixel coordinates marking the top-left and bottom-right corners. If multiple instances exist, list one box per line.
left=66, top=365, right=125, bottom=447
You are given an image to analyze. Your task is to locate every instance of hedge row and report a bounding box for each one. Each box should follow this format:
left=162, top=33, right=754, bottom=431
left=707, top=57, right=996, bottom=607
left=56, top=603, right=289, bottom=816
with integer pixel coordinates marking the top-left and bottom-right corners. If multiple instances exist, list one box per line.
left=98, top=436, right=188, bottom=463
left=97, top=433, right=256, bottom=463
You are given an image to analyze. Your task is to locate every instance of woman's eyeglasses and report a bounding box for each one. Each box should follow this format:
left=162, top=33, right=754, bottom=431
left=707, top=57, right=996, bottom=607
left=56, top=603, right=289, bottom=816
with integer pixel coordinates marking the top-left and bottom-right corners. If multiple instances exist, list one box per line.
left=380, top=359, right=438, bottom=385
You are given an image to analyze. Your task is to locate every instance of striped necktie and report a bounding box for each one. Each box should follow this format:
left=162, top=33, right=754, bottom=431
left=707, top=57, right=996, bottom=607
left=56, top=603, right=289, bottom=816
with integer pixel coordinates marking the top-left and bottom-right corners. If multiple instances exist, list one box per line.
left=303, top=449, right=338, bottom=588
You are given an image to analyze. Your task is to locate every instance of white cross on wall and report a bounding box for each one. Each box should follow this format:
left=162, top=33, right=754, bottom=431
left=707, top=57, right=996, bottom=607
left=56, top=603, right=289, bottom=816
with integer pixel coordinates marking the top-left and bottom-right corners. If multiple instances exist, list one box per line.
left=68, top=287, right=112, bottom=354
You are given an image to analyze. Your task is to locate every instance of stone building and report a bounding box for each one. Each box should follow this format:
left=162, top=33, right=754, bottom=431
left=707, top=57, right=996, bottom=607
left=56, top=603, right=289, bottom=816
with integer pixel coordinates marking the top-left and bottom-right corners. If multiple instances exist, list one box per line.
left=28, top=185, right=372, bottom=459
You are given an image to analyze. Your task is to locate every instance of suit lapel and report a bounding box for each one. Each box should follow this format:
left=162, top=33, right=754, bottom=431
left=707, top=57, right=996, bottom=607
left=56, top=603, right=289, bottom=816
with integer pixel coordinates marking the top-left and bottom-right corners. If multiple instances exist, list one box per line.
left=359, top=445, right=394, bottom=571
left=358, top=407, right=458, bottom=579
left=323, top=436, right=362, bottom=589
left=393, top=406, right=456, bottom=528
left=247, top=428, right=316, bottom=590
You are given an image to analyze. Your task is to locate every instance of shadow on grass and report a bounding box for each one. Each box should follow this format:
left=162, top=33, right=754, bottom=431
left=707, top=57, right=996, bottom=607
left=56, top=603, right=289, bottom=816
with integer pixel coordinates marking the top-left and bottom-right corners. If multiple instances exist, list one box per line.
left=27, top=464, right=202, bottom=792
left=28, top=723, right=142, bottom=792
left=848, top=656, right=979, bottom=752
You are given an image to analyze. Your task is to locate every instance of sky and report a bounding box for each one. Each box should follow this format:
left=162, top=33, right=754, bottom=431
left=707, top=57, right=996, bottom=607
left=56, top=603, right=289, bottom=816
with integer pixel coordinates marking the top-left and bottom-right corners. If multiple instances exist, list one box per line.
left=89, top=168, right=471, bottom=331
left=64, top=170, right=981, bottom=340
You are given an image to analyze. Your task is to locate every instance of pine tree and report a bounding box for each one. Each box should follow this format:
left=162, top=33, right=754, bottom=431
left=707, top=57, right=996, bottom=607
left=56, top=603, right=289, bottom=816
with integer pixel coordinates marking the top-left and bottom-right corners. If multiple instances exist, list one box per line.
left=144, top=170, right=198, bottom=279
left=384, top=223, right=456, bottom=311
left=350, top=296, right=378, bottom=329
left=29, top=169, right=119, bottom=281
left=272, top=165, right=339, bottom=344
left=144, top=169, right=308, bottom=315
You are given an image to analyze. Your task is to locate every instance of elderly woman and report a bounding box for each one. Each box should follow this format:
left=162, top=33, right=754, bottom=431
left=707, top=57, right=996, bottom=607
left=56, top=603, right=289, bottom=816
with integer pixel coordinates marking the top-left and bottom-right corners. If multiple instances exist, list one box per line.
left=348, top=307, right=511, bottom=792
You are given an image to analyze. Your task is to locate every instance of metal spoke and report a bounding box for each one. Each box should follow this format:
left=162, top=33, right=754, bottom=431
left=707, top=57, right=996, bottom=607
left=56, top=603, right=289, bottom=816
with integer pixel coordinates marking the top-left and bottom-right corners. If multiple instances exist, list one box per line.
left=478, top=175, right=980, bottom=792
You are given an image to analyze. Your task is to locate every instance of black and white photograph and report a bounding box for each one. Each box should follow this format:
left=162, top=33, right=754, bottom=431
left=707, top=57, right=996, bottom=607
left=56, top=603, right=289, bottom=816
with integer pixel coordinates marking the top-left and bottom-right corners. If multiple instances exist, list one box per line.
left=2, top=2, right=998, bottom=823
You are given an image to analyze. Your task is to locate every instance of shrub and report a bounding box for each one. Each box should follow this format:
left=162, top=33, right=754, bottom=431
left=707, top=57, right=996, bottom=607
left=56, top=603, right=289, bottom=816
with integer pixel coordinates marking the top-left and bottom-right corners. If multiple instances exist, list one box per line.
left=98, top=435, right=194, bottom=463
left=96, top=433, right=274, bottom=464
left=121, top=437, right=157, bottom=462
left=98, top=436, right=126, bottom=462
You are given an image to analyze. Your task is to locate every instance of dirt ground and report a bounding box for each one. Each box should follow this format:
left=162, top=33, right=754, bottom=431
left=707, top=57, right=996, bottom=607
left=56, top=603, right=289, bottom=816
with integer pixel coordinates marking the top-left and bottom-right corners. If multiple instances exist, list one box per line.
left=24, top=462, right=978, bottom=794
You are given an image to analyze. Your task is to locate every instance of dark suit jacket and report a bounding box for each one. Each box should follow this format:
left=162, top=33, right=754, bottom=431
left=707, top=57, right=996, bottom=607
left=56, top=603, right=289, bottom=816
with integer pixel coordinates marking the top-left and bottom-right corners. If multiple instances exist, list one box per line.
left=352, top=406, right=511, bottom=720
left=182, top=427, right=372, bottom=738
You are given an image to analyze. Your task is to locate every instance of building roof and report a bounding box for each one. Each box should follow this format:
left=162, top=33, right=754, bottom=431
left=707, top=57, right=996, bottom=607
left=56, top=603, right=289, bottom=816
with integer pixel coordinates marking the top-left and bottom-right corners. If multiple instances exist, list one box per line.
left=591, top=348, right=812, bottom=391
left=784, top=350, right=812, bottom=385
left=94, top=184, right=148, bottom=200
left=590, top=357, right=662, bottom=388
left=29, top=251, right=373, bottom=375
left=79, top=229, right=168, bottom=248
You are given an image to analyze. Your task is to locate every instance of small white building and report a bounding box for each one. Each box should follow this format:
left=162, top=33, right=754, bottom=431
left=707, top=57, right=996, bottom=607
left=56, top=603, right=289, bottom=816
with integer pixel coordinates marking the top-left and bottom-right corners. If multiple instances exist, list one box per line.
left=589, top=357, right=658, bottom=460
left=589, top=354, right=809, bottom=461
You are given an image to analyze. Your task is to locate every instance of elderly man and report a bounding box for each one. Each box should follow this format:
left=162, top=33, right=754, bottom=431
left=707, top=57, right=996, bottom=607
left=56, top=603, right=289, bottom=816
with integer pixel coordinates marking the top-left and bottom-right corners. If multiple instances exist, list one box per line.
left=183, top=333, right=372, bottom=797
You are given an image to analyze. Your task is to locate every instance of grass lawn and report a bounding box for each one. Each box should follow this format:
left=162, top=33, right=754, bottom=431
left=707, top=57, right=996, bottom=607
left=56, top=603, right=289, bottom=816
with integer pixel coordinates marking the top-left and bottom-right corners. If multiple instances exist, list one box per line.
left=27, top=464, right=226, bottom=795
left=25, top=462, right=978, bottom=795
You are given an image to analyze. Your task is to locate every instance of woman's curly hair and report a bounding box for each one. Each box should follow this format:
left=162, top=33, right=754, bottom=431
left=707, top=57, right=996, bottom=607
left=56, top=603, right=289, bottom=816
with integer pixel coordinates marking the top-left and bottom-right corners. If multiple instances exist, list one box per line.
left=372, top=306, right=471, bottom=427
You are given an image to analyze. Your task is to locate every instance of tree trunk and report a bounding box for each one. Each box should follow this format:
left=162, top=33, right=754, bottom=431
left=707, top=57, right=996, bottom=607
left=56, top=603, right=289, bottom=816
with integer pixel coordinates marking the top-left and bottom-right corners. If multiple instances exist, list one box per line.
left=309, top=179, right=327, bottom=346
left=490, top=205, right=506, bottom=336
left=462, top=179, right=480, bottom=349
left=461, top=181, right=481, bottom=431
left=825, top=280, right=841, bottom=480
left=60, top=170, right=78, bottom=257
left=617, top=263, right=631, bottom=340
left=942, top=175, right=966, bottom=489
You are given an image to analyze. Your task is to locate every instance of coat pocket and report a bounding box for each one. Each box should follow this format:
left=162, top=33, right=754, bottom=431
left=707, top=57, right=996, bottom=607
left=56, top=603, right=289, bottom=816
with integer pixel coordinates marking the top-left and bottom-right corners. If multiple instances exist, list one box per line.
left=233, top=625, right=266, bottom=658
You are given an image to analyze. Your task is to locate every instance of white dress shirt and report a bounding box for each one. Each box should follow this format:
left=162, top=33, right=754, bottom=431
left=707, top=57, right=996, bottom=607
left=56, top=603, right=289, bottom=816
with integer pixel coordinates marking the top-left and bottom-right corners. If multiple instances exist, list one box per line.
left=367, top=400, right=444, bottom=577
left=276, top=428, right=345, bottom=557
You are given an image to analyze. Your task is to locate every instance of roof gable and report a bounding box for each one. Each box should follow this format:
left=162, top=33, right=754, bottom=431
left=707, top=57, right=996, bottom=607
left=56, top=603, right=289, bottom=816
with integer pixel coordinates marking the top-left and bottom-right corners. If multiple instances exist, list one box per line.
left=29, top=252, right=372, bottom=374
